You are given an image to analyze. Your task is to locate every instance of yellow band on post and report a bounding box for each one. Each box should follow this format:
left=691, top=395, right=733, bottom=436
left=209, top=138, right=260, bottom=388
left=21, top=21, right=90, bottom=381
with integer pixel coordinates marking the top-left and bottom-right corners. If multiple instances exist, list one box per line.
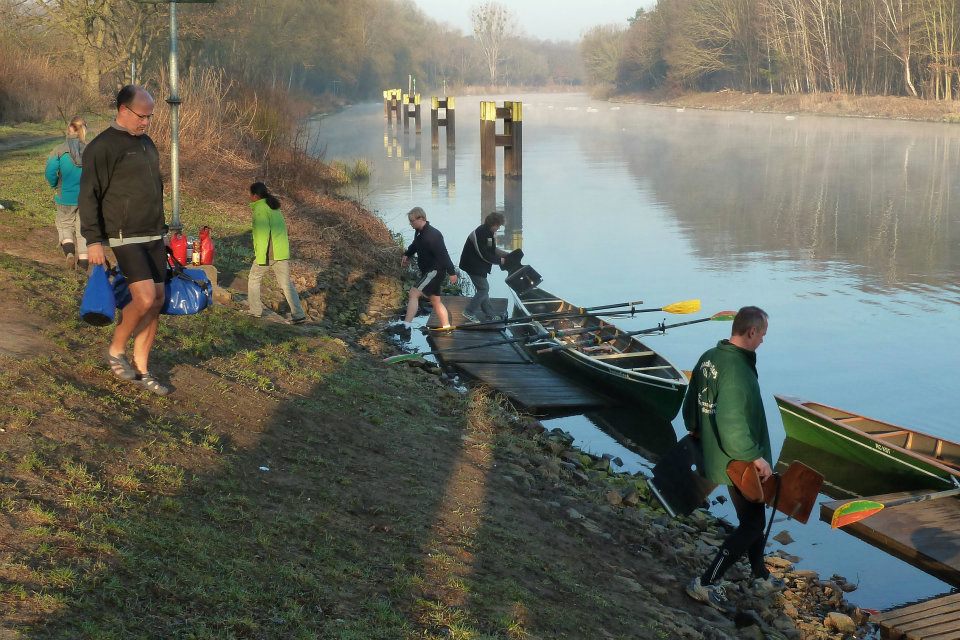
left=447, top=96, right=455, bottom=109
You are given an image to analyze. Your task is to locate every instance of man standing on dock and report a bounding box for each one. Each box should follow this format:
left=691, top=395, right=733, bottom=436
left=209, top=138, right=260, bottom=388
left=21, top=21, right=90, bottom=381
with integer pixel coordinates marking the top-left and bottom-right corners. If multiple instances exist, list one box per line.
left=682, top=306, right=774, bottom=611
left=398, top=207, right=457, bottom=331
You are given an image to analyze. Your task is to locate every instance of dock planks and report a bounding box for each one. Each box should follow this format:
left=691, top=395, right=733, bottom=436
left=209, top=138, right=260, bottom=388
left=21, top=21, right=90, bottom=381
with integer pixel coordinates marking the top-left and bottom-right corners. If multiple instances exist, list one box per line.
left=872, top=593, right=960, bottom=640
left=424, top=296, right=608, bottom=413
left=820, top=492, right=960, bottom=586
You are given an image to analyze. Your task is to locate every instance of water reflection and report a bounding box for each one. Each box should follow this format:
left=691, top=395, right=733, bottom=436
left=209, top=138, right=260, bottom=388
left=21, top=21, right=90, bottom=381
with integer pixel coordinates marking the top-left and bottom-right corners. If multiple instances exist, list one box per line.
left=384, top=124, right=422, bottom=175
left=430, top=145, right=455, bottom=199
left=480, top=177, right=523, bottom=251
left=583, top=406, right=678, bottom=462
left=599, top=111, right=960, bottom=296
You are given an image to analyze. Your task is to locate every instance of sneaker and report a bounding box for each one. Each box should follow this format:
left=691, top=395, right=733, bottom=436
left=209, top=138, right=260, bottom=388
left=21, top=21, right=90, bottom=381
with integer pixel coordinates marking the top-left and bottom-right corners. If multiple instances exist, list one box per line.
left=461, top=311, right=481, bottom=323
left=291, top=316, right=307, bottom=325
left=686, top=577, right=732, bottom=612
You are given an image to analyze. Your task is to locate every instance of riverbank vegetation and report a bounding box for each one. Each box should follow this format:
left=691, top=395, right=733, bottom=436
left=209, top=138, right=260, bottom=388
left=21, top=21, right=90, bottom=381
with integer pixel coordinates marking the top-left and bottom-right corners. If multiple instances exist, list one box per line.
left=0, top=0, right=581, bottom=126
left=580, top=1, right=960, bottom=106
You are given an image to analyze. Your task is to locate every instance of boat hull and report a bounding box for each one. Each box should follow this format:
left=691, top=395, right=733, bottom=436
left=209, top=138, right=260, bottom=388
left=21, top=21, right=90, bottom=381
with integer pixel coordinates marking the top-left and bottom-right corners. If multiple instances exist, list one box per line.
left=512, top=288, right=687, bottom=422
left=775, top=396, right=957, bottom=490
left=538, top=347, right=686, bottom=422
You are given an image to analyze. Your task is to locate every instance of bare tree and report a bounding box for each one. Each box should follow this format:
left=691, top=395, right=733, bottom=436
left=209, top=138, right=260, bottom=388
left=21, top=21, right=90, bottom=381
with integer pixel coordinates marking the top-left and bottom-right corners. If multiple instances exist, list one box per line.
left=581, top=24, right=626, bottom=86
left=29, top=0, right=164, bottom=95
left=471, top=1, right=514, bottom=85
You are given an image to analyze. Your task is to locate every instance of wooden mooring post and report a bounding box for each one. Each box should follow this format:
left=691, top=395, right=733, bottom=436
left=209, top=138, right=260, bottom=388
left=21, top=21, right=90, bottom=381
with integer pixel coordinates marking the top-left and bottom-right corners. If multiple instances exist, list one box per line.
left=383, top=89, right=402, bottom=124
left=402, top=93, right=421, bottom=134
left=480, top=100, right=522, bottom=179
left=430, top=96, right=456, bottom=148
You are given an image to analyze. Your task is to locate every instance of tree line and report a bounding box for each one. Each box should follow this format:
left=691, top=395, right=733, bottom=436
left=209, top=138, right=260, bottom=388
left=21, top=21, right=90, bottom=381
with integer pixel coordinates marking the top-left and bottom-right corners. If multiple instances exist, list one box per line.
left=0, top=0, right=583, bottom=124
left=579, top=1, right=960, bottom=100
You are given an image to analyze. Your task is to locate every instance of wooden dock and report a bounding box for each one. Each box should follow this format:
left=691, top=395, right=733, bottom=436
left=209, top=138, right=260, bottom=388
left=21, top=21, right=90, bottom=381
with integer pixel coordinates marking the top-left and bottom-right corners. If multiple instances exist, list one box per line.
left=872, top=593, right=960, bottom=640
left=425, top=296, right=608, bottom=414
left=820, top=491, right=960, bottom=586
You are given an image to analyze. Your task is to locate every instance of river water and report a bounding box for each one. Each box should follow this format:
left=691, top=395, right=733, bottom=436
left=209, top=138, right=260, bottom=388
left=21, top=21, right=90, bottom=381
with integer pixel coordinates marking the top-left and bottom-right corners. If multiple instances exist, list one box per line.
left=313, top=93, right=960, bottom=609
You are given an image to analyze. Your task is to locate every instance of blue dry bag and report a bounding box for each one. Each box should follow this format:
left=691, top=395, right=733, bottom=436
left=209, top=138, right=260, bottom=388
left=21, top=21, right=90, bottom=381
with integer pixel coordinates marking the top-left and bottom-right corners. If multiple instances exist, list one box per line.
left=162, top=251, right=213, bottom=315
left=79, top=265, right=116, bottom=326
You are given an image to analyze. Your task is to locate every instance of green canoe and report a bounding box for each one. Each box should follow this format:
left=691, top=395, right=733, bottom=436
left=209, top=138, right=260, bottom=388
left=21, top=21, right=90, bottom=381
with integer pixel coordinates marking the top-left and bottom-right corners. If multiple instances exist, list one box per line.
left=775, top=395, right=960, bottom=490
left=512, top=287, right=688, bottom=422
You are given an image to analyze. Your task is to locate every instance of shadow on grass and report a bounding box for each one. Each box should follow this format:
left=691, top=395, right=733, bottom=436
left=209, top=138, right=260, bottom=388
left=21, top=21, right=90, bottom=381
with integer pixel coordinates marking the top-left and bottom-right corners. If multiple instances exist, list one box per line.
left=0, top=254, right=469, bottom=639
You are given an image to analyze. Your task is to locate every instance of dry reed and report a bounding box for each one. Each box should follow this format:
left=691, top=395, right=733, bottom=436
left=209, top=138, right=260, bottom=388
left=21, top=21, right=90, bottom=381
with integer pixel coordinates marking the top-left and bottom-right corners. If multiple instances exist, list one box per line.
left=0, top=42, right=88, bottom=124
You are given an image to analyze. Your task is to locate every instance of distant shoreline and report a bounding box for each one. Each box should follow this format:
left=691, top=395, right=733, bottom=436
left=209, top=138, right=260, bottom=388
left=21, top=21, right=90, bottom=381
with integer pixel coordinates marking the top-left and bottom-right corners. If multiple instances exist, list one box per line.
left=611, top=90, right=960, bottom=124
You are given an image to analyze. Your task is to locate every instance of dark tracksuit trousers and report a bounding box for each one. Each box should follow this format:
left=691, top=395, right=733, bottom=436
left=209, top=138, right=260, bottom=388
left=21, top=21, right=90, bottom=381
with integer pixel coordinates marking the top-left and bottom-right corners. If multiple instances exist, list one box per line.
left=701, top=485, right=768, bottom=584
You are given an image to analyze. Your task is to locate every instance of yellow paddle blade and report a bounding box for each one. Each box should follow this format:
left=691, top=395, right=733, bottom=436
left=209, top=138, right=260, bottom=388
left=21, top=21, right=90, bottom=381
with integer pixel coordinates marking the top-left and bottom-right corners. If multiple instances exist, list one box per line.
left=661, top=299, right=701, bottom=315
left=831, top=500, right=885, bottom=528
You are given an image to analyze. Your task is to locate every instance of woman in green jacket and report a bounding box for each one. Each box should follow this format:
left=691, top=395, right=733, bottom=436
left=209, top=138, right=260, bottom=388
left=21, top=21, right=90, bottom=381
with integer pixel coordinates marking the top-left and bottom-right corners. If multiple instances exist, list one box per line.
left=247, top=182, right=306, bottom=324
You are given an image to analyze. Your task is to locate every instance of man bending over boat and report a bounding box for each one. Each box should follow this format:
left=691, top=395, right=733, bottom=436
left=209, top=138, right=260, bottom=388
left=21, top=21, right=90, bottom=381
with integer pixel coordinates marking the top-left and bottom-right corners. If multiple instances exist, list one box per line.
left=459, top=212, right=508, bottom=323
left=398, top=207, right=457, bottom=330
left=682, top=306, right=775, bottom=611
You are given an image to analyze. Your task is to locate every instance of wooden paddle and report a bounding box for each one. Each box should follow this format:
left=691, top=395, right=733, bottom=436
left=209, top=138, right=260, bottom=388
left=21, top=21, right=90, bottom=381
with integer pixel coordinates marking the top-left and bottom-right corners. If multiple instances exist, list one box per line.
left=431, top=299, right=701, bottom=332
left=536, top=310, right=737, bottom=354
left=830, top=483, right=960, bottom=528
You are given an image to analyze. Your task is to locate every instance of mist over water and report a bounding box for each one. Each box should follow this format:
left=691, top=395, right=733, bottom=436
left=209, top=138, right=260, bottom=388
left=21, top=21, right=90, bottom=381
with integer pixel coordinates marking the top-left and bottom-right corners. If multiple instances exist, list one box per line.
left=313, top=94, right=960, bottom=608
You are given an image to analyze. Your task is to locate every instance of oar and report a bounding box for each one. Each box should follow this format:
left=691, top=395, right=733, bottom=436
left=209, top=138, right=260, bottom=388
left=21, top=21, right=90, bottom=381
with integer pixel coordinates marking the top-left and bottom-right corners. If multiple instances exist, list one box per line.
left=536, top=310, right=737, bottom=354
left=831, top=484, right=960, bottom=528
left=433, top=299, right=701, bottom=332
left=429, top=299, right=645, bottom=331
left=382, top=329, right=556, bottom=365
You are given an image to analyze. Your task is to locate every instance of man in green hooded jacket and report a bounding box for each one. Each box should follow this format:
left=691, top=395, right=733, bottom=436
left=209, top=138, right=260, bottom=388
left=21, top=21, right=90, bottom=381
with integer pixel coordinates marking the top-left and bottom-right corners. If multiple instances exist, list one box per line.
left=683, top=306, right=774, bottom=611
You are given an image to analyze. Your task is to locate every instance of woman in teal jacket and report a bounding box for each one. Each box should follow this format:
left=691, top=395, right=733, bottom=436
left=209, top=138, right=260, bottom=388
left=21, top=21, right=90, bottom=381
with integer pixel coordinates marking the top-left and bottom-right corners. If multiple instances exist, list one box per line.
left=247, top=182, right=306, bottom=324
left=44, top=116, right=87, bottom=269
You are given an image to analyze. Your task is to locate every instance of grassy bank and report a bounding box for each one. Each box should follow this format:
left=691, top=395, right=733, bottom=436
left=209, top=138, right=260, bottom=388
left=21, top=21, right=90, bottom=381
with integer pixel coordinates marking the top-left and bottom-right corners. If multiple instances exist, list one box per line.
left=613, top=90, right=960, bottom=123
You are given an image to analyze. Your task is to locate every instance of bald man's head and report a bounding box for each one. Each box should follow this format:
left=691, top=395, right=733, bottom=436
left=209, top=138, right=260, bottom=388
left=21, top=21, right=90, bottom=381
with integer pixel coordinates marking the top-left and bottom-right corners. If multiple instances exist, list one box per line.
left=115, top=84, right=154, bottom=136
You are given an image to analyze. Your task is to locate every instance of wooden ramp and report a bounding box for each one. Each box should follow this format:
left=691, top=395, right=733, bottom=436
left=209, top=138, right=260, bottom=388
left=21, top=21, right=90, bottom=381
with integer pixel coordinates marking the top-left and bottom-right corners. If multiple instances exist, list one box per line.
left=820, top=492, right=960, bottom=586
left=425, top=296, right=608, bottom=414
left=872, top=593, right=960, bottom=640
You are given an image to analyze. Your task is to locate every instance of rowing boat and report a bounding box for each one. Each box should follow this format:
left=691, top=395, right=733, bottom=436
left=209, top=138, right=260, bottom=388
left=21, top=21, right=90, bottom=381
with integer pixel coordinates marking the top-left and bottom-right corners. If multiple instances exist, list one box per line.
left=512, top=287, right=687, bottom=421
left=775, top=395, right=960, bottom=489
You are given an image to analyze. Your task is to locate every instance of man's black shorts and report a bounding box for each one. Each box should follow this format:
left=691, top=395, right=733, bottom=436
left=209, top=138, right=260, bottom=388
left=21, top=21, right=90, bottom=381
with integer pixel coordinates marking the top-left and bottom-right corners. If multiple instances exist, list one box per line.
left=414, top=270, right=442, bottom=296
left=112, top=239, right=167, bottom=284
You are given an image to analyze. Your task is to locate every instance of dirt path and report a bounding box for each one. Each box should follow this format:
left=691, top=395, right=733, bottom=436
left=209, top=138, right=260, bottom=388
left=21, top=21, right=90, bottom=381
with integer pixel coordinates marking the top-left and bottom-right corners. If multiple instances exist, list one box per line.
left=0, top=134, right=59, bottom=154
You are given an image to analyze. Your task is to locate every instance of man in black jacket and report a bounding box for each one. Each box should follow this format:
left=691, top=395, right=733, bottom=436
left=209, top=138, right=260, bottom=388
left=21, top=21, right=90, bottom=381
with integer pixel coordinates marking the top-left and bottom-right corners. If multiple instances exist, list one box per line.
left=400, top=207, right=457, bottom=329
left=459, top=212, right=507, bottom=322
left=80, top=85, right=169, bottom=396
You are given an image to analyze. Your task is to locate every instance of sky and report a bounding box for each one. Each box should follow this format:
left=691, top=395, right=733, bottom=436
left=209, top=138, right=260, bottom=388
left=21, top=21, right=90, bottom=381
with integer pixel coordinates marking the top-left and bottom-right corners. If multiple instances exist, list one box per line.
left=410, top=0, right=654, bottom=42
